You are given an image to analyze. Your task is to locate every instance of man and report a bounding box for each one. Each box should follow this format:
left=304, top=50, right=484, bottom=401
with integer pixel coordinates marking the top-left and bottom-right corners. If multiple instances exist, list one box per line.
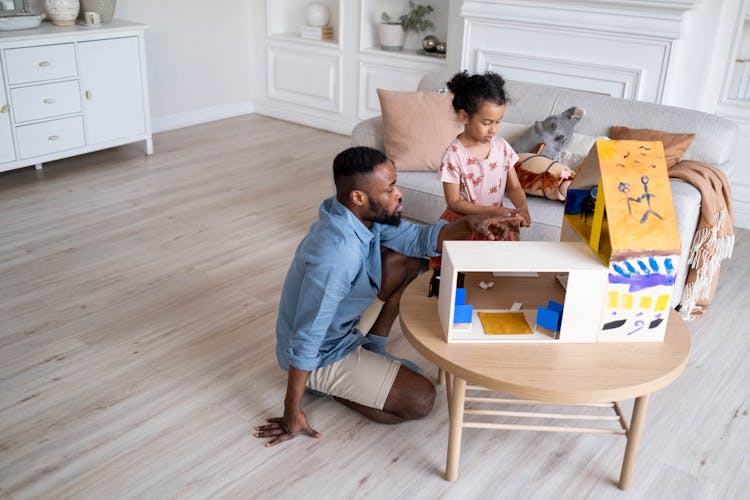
left=255, top=147, right=522, bottom=447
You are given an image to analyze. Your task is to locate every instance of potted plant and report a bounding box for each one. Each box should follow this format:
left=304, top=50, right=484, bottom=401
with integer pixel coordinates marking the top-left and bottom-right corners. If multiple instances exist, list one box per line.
left=399, top=1, right=434, bottom=34
left=378, top=2, right=434, bottom=52
left=378, top=11, right=405, bottom=52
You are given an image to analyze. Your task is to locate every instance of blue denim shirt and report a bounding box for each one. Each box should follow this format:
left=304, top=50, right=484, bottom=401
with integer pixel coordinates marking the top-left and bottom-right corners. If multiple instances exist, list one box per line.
left=276, top=196, right=447, bottom=371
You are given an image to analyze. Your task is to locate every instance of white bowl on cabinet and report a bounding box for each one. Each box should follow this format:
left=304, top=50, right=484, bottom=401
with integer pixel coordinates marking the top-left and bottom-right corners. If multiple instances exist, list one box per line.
left=0, top=14, right=44, bottom=31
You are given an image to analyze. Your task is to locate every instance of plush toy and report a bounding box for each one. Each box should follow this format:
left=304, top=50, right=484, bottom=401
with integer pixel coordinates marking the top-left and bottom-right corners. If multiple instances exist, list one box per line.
left=514, top=152, right=575, bottom=201
left=511, top=107, right=586, bottom=159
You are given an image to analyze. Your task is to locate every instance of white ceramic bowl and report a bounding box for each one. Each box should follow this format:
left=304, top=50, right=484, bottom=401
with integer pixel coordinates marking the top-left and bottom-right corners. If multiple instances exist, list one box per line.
left=0, top=14, right=43, bottom=31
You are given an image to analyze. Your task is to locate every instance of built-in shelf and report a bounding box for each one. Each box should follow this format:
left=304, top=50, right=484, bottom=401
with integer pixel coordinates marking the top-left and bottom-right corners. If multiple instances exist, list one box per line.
left=266, top=0, right=341, bottom=47
left=360, top=46, right=447, bottom=65
left=267, top=33, right=340, bottom=50
left=360, top=0, right=449, bottom=53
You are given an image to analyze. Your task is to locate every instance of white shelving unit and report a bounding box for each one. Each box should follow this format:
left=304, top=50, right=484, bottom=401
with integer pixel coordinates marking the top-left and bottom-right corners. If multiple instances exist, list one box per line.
left=260, top=0, right=456, bottom=134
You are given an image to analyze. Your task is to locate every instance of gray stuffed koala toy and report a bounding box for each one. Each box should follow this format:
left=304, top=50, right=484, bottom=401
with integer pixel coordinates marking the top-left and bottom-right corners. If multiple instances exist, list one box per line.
left=511, top=107, right=585, bottom=159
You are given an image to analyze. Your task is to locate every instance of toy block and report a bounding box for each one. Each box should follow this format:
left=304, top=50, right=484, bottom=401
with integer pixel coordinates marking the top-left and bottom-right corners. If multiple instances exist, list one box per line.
left=548, top=300, right=564, bottom=313
left=454, top=304, right=473, bottom=324
left=455, top=287, right=466, bottom=305
left=547, top=300, right=564, bottom=330
left=536, top=306, right=561, bottom=332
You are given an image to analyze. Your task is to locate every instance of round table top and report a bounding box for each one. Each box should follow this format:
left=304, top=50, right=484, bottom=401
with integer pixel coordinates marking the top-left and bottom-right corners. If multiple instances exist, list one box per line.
left=399, top=273, right=691, bottom=403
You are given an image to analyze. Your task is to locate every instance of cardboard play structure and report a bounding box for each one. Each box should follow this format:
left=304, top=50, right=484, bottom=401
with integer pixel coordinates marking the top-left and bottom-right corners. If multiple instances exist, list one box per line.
left=437, top=140, right=680, bottom=343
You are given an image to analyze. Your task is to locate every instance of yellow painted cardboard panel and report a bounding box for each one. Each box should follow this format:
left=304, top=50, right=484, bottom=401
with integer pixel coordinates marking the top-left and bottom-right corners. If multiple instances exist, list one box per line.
left=596, top=140, right=680, bottom=255
left=478, top=312, right=533, bottom=334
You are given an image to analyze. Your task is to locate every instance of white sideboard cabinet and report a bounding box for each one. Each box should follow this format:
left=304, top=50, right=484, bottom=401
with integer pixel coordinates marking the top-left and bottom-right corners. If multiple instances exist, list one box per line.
left=0, top=20, right=152, bottom=173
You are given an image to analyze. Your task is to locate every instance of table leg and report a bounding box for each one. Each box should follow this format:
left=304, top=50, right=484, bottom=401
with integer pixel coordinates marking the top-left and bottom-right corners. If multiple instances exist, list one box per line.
left=445, top=376, right=467, bottom=481
left=438, top=368, right=446, bottom=385
left=618, top=394, right=650, bottom=490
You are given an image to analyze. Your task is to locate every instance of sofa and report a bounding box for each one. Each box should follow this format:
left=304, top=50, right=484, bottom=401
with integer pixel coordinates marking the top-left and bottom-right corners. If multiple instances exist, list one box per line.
left=351, top=72, right=739, bottom=308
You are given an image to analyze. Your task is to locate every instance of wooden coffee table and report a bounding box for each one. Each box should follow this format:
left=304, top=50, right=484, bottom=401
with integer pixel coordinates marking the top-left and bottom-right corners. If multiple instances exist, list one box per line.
left=399, top=272, right=691, bottom=489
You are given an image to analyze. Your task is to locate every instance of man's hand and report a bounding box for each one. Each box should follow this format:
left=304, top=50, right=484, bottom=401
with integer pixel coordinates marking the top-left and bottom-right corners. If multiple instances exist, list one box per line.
left=463, top=213, right=524, bottom=241
left=255, top=408, right=321, bottom=447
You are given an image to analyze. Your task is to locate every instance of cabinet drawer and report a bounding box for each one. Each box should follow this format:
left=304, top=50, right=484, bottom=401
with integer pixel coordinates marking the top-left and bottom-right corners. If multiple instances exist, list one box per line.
left=10, top=81, right=82, bottom=123
left=4, top=44, right=78, bottom=84
left=16, top=116, right=85, bottom=159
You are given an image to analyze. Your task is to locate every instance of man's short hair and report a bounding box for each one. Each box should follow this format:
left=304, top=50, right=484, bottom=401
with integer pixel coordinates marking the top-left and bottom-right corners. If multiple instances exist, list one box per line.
left=332, top=147, right=390, bottom=197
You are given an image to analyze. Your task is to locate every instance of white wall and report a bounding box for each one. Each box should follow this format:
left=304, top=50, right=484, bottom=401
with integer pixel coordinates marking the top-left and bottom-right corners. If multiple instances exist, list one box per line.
left=113, top=0, right=256, bottom=132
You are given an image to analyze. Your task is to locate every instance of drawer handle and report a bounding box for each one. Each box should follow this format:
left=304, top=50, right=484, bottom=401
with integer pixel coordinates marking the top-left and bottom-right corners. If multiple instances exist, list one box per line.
left=48, top=135, right=60, bottom=141
left=0, top=104, right=9, bottom=113
left=85, top=90, right=92, bottom=100
left=43, top=98, right=56, bottom=104
left=38, top=61, right=51, bottom=67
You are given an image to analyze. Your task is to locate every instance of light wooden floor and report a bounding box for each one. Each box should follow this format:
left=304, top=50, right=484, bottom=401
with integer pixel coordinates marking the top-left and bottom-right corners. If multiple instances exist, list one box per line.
left=0, top=115, right=748, bottom=500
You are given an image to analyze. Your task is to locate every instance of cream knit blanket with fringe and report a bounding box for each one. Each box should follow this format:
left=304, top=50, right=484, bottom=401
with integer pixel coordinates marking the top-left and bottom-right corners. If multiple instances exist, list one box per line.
left=669, top=160, right=735, bottom=319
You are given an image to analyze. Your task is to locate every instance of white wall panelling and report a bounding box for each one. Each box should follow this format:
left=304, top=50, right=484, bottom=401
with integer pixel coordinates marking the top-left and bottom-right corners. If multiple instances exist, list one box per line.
left=459, top=0, right=696, bottom=104
left=358, top=57, right=447, bottom=119
left=268, top=45, right=341, bottom=112
left=475, top=50, right=641, bottom=99
left=259, top=0, right=454, bottom=134
left=715, top=0, right=750, bottom=228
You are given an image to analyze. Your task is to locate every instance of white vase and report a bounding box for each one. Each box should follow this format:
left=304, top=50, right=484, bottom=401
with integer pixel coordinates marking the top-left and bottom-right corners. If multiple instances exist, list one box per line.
left=45, top=0, right=79, bottom=26
left=79, top=0, right=115, bottom=22
left=378, top=23, right=405, bottom=52
left=305, top=2, right=330, bottom=28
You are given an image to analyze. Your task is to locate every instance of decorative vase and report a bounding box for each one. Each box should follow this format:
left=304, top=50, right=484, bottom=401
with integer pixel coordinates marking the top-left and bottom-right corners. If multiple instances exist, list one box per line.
left=378, top=23, right=405, bottom=52
left=78, top=0, right=115, bottom=22
left=44, top=0, right=79, bottom=26
left=305, top=1, right=330, bottom=28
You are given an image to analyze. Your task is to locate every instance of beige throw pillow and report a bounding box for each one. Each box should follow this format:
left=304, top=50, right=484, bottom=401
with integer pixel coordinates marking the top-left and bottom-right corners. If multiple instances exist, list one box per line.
left=608, top=126, right=695, bottom=168
left=377, top=89, right=463, bottom=172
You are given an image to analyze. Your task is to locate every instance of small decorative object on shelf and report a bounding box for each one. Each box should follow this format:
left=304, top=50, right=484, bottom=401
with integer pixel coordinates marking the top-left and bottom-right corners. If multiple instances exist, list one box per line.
left=417, top=36, right=446, bottom=59
left=44, top=0, right=79, bottom=25
left=304, top=1, right=330, bottom=28
left=422, top=34, right=439, bottom=52
left=79, top=0, right=116, bottom=23
left=0, top=13, right=43, bottom=31
left=301, top=24, right=333, bottom=40
left=378, top=11, right=405, bottom=51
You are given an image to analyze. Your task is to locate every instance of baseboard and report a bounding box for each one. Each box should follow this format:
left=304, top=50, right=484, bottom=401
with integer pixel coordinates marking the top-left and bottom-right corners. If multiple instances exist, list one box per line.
left=732, top=200, right=750, bottom=229
left=253, top=98, right=357, bottom=136
left=731, top=182, right=750, bottom=229
left=152, top=101, right=255, bottom=133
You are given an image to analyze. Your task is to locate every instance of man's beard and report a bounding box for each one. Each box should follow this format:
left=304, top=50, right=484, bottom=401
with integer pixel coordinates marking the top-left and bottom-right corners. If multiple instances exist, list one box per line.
left=365, top=199, right=402, bottom=226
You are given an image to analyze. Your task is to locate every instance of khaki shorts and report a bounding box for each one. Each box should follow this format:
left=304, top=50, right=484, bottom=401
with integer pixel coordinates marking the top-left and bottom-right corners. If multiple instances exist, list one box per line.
left=306, top=346, right=401, bottom=410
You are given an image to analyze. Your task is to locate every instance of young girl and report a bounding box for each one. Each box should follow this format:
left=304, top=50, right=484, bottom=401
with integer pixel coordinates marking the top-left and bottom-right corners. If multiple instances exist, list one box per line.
left=429, top=71, right=530, bottom=277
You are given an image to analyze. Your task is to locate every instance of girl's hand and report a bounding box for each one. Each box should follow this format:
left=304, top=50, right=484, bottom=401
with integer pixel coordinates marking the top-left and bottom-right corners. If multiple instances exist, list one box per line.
left=492, top=206, right=519, bottom=218
left=518, top=208, right=531, bottom=227
left=464, top=214, right=523, bottom=240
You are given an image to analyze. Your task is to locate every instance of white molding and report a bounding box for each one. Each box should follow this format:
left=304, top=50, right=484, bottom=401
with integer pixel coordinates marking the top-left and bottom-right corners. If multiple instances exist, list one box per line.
left=475, top=50, right=642, bottom=99
left=254, top=98, right=356, bottom=135
left=732, top=183, right=750, bottom=229
left=151, top=101, right=255, bottom=133
left=267, top=45, right=342, bottom=113
left=460, top=0, right=697, bottom=40
left=357, top=58, right=446, bottom=119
